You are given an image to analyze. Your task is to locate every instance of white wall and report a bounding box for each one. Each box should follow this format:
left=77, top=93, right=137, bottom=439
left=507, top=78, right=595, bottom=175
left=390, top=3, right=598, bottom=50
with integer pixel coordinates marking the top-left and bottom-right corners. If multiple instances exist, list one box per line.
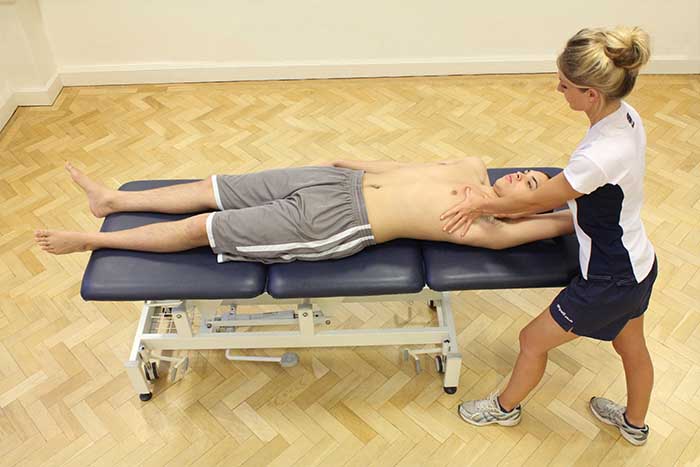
left=12, top=0, right=56, bottom=90
left=40, top=0, right=700, bottom=86
left=0, top=0, right=61, bottom=131
left=0, top=2, right=23, bottom=130
left=1, top=0, right=698, bottom=132
left=0, top=73, right=15, bottom=132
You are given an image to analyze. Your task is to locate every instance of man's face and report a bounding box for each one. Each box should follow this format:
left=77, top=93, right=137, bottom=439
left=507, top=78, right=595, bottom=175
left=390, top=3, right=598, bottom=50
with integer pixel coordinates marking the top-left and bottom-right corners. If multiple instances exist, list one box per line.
left=556, top=71, right=592, bottom=111
left=493, top=169, right=549, bottom=197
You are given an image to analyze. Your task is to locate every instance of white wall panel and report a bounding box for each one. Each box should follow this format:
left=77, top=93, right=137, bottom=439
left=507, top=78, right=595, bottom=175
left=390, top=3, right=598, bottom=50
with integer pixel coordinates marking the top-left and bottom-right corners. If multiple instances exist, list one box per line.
left=40, top=0, right=699, bottom=82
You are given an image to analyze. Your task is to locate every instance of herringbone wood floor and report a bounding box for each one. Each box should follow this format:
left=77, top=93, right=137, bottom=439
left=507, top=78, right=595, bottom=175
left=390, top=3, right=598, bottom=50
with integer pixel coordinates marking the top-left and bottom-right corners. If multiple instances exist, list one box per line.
left=1, top=74, right=699, bottom=466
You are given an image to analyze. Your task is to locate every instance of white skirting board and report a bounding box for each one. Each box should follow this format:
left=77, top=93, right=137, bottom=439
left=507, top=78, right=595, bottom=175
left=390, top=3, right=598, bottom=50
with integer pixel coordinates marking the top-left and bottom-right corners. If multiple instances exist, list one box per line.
left=58, top=55, right=700, bottom=86
left=13, top=73, right=63, bottom=106
left=0, top=93, right=17, bottom=134
left=0, top=74, right=63, bottom=134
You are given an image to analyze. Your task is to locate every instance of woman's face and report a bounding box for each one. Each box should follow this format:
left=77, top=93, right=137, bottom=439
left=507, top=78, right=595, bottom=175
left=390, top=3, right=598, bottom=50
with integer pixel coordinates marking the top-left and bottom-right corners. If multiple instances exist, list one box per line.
left=557, top=71, right=592, bottom=111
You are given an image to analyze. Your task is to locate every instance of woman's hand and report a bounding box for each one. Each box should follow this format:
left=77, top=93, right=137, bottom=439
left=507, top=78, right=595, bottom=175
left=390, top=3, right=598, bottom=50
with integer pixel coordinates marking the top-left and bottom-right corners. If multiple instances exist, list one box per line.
left=440, top=186, right=488, bottom=237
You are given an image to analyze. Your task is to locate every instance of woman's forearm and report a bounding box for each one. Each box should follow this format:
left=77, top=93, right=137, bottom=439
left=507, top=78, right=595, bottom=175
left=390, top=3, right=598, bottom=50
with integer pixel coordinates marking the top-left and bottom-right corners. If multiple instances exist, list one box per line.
left=479, top=173, right=579, bottom=217
left=479, top=192, right=550, bottom=217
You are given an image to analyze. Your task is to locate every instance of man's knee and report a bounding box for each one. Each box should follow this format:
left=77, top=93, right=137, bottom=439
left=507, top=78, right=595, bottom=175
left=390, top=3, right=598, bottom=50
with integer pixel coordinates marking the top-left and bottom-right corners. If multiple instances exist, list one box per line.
left=183, top=214, right=210, bottom=245
left=194, top=177, right=217, bottom=209
left=201, top=177, right=214, bottom=191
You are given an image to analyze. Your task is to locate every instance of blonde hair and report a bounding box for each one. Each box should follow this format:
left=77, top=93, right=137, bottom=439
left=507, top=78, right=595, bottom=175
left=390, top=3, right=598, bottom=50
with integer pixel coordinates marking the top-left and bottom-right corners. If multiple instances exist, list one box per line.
left=557, top=26, right=651, bottom=100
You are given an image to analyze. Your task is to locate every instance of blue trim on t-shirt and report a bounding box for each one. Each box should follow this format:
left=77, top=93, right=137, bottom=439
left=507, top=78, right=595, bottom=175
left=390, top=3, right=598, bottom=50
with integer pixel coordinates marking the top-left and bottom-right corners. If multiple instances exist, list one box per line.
left=575, top=183, right=636, bottom=280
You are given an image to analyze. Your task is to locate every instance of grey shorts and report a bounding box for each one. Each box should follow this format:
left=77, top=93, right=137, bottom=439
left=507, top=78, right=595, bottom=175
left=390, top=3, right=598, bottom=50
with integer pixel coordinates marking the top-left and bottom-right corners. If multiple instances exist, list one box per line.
left=206, top=167, right=376, bottom=263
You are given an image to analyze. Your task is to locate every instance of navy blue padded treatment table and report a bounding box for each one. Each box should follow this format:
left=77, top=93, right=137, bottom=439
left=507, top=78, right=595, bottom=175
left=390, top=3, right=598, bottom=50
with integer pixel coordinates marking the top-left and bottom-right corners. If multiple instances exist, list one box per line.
left=81, top=168, right=579, bottom=401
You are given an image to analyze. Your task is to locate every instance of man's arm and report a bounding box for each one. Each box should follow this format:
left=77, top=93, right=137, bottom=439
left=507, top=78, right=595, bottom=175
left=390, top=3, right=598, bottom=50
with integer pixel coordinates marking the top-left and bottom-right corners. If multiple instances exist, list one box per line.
left=466, top=210, right=574, bottom=250
left=333, top=157, right=475, bottom=174
left=332, top=159, right=407, bottom=173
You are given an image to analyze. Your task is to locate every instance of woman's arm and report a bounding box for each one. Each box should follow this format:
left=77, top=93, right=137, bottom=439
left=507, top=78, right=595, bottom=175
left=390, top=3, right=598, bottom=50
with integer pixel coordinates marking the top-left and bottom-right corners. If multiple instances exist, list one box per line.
left=441, top=173, right=583, bottom=236
left=467, top=210, right=575, bottom=250
left=480, top=173, right=582, bottom=216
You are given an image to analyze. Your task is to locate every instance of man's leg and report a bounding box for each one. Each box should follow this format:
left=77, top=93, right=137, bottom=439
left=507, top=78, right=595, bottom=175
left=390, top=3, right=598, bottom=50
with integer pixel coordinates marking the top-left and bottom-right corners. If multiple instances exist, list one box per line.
left=611, top=315, right=653, bottom=427
left=35, top=213, right=210, bottom=255
left=66, top=163, right=218, bottom=217
left=497, top=308, right=578, bottom=410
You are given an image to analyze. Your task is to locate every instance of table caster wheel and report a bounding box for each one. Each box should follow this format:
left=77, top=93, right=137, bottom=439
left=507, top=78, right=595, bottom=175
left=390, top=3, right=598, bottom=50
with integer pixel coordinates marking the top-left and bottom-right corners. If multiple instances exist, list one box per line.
left=435, top=355, right=445, bottom=373
left=139, top=392, right=153, bottom=402
left=443, top=387, right=457, bottom=395
left=280, top=352, right=299, bottom=367
left=144, top=361, right=158, bottom=381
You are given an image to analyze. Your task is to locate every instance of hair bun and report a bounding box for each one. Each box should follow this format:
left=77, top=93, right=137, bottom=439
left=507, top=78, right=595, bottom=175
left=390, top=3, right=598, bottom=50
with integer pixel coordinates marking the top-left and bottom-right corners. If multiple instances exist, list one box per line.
left=604, top=27, right=651, bottom=73
left=557, top=26, right=650, bottom=99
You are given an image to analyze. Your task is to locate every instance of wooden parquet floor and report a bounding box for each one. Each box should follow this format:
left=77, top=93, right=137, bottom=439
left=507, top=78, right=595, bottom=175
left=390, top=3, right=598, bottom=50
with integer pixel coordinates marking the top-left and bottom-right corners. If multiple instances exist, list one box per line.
left=1, top=73, right=699, bottom=466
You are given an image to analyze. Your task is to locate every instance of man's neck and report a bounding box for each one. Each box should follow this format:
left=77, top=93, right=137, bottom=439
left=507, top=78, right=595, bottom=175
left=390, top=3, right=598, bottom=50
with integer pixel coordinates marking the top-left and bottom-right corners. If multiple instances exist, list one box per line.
left=482, top=185, right=499, bottom=198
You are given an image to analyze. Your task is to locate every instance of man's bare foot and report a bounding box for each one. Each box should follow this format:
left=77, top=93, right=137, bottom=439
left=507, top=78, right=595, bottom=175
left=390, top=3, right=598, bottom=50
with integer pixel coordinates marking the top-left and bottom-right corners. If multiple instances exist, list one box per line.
left=65, top=162, right=116, bottom=218
left=34, top=229, right=93, bottom=255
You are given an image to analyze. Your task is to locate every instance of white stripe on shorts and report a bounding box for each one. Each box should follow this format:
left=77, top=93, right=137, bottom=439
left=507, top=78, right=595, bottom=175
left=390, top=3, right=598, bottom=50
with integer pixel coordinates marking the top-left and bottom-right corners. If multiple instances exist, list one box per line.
left=206, top=212, right=217, bottom=249
left=211, top=175, right=224, bottom=211
left=279, top=235, right=375, bottom=261
left=235, top=224, right=373, bottom=253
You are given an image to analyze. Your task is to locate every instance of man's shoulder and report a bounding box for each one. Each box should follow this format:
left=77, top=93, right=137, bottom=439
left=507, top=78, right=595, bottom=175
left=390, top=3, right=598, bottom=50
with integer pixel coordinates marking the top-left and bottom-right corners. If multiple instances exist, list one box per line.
left=441, top=157, right=488, bottom=182
left=435, top=156, right=484, bottom=165
left=456, top=156, right=486, bottom=167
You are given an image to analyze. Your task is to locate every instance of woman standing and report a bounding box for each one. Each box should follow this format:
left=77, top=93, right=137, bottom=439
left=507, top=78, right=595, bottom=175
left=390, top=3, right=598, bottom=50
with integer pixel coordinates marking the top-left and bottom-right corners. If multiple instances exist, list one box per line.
left=445, top=27, right=657, bottom=446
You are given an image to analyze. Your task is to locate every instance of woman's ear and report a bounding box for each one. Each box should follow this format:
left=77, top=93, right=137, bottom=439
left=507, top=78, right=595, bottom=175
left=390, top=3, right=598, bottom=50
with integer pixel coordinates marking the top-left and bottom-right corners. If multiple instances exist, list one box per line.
left=587, top=88, right=600, bottom=103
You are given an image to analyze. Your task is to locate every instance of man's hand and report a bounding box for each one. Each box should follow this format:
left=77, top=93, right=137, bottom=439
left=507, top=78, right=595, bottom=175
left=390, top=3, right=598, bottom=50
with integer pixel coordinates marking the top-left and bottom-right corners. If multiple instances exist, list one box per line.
left=311, top=160, right=337, bottom=167
left=440, top=186, right=487, bottom=237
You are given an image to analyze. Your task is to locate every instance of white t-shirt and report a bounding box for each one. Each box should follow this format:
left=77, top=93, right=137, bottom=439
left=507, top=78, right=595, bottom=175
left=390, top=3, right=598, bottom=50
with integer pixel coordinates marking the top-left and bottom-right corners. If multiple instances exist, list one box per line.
left=563, top=101, right=655, bottom=283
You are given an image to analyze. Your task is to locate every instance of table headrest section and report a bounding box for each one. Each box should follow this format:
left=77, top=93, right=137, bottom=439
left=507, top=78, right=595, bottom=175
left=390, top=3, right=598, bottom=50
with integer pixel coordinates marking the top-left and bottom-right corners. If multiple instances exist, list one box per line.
left=421, top=236, right=579, bottom=290
left=423, top=167, right=580, bottom=290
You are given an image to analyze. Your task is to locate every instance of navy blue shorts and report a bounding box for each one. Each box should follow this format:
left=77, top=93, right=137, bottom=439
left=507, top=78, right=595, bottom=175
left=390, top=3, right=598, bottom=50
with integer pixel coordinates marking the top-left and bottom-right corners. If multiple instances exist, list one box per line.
left=549, top=259, right=658, bottom=341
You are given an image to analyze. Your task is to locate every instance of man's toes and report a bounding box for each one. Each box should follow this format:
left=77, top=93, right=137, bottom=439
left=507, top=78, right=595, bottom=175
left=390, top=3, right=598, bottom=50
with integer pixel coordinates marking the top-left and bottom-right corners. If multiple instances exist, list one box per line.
left=65, top=162, right=82, bottom=180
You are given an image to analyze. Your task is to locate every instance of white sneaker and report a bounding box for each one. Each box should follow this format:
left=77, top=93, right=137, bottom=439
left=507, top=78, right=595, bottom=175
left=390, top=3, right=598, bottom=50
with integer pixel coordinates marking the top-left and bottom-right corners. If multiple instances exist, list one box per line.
left=589, top=396, right=649, bottom=446
left=458, top=392, right=522, bottom=426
